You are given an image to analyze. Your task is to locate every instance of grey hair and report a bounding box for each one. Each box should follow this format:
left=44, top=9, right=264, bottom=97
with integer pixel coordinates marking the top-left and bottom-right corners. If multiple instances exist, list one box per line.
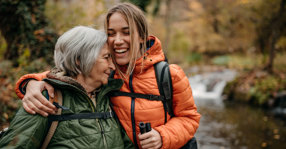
left=54, top=26, right=107, bottom=77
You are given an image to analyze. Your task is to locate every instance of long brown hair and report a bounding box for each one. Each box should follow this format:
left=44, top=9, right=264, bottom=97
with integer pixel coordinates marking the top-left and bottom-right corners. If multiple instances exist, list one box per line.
left=105, top=2, right=149, bottom=78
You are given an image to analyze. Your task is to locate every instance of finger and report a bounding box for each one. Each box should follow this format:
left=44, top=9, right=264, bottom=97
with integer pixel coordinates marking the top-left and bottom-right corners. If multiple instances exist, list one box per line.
left=35, top=93, right=57, bottom=112
left=32, top=97, right=55, bottom=115
left=155, top=143, right=162, bottom=149
left=44, top=83, right=55, bottom=99
left=23, top=101, right=36, bottom=114
left=27, top=100, right=49, bottom=117
left=138, top=132, right=151, bottom=140
left=140, top=136, right=153, bottom=145
left=141, top=140, right=157, bottom=149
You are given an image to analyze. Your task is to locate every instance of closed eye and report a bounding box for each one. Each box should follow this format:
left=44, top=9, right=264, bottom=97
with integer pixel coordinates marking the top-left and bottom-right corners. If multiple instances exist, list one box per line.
left=122, top=28, right=129, bottom=35
left=104, top=54, right=111, bottom=59
left=107, top=30, right=115, bottom=36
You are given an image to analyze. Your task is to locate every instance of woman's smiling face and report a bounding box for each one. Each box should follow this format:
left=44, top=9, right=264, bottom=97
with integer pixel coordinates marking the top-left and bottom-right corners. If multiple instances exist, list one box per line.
left=107, top=12, right=131, bottom=66
left=89, top=43, right=115, bottom=86
left=107, top=12, right=142, bottom=66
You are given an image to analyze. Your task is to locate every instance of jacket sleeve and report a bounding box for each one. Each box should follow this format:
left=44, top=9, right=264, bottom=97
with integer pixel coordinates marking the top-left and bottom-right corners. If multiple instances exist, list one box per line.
left=15, top=71, right=49, bottom=99
left=0, top=107, right=49, bottom=148
left=153, top=64, right=201, bottom=149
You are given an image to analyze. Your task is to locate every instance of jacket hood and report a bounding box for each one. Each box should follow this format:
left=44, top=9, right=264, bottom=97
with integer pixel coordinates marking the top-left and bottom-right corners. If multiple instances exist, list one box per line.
left=133, top=36, right=165, bottom=74
left=46, top=68, right=87, bottom=93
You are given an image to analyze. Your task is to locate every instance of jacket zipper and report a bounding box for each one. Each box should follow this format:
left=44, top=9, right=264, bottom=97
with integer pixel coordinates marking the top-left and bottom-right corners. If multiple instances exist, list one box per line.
left=98, top=119, right=108, bottom=149
left=129, top=73, right=139, bottom=148
left=83, top=92, right=108, bottom=149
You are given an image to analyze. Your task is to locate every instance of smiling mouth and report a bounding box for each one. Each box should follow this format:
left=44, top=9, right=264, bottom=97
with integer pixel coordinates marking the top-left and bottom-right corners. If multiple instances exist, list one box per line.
left=115, top=49, right=128, bottom=54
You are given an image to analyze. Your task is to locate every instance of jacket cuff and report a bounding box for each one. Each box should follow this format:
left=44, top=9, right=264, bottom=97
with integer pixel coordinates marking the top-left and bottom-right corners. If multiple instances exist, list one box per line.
left=19, top=78, right=37, bottom=95
left=154, top=126, right=171, bottom=149
left=15, top=71, right=49, bottom=99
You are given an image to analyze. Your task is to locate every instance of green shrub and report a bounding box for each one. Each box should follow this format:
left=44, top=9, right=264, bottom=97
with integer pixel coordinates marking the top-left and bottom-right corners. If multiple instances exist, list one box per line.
left=224, top=71, right=285, bottom=106
left=0, top=59, right=51, bottom=128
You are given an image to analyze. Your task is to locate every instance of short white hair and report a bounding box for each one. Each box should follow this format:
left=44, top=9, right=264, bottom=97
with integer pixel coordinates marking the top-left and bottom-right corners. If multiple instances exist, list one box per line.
left=54, top=26, right=107, bottom=77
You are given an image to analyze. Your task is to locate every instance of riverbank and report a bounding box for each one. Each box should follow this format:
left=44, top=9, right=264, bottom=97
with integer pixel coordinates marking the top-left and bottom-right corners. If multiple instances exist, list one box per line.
left=224, top=69, right=286, bottom=109
left=182, top=52, right=286, bottom=117
left=185, top=66, right=286, bottom=148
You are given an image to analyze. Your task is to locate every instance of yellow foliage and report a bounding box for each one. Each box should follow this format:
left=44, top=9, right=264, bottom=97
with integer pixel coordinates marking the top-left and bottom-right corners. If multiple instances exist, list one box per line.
left=45, top=0, right=108, bottom=34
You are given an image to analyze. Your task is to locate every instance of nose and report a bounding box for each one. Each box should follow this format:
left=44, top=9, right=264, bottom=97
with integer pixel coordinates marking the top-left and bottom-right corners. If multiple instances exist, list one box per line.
left=108, top=58, right=115, bottom=70
left=114, top=33, right=123, bottom=45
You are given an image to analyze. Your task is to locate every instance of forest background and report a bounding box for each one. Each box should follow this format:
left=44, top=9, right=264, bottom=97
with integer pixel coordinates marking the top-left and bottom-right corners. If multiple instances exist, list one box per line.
left=0, top=0, right=285, bottom=129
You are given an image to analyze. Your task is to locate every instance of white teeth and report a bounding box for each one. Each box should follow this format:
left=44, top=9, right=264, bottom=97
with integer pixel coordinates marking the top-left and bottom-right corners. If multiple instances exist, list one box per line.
left=115, top=49, right=127, bottom=53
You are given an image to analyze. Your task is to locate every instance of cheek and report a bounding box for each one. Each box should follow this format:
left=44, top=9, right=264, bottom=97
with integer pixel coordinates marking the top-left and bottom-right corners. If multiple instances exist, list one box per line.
left=108, top=37, right=114, bottom=45
left=101, top=62, right=110, bottom=71
left=124, top=36, right=131, bottom=44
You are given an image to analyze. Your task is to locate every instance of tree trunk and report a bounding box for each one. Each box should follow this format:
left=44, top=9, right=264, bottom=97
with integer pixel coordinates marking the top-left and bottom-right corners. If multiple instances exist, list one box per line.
left=262, top=0, right=286, bottom=73
left=163, top=0, right=172, bottom=55
left=264, top=31, right=278, bottom=73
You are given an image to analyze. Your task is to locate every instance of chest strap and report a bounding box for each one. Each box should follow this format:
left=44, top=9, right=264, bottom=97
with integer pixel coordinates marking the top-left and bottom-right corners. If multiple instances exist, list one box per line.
left=48, top=111, right=114, bottom=122
left=109, top=91, right=164, bottom=101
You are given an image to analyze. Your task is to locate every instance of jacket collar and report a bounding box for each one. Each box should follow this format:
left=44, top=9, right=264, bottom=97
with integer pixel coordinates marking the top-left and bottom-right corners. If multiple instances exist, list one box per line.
left=44, top=68, right=123, bottom=97
left=133, top=36, right=165, bottom=74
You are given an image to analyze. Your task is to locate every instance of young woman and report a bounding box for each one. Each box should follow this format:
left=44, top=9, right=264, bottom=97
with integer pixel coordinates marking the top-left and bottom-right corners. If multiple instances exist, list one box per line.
left=1, top=26, right=134, bottom=148
left=14, top=3, right=200, bottom=149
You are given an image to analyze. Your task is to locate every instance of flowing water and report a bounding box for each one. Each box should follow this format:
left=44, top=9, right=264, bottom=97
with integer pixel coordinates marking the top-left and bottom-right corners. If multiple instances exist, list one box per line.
left=188, top=69, right=286, bottom=149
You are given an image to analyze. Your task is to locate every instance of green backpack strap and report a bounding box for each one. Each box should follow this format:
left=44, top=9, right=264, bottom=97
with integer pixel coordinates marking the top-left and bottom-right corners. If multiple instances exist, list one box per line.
left=154, top=61, right=174, bottom=123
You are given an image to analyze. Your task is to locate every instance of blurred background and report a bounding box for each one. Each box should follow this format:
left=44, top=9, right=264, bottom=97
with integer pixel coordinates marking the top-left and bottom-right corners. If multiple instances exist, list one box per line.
left=0, top=0, right=285, bottom=148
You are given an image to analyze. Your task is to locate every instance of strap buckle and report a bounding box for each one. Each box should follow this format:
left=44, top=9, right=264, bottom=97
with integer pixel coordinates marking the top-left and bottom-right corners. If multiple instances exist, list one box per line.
left=103, top=111, right=113, bottom=119
left=53, top=102, right=69, bottom=111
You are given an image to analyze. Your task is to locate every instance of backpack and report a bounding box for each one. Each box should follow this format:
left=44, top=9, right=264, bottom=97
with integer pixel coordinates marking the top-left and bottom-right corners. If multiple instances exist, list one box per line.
left=109, top=60, right=197, bottom=149
left=155, top=61, right=198, bottom=149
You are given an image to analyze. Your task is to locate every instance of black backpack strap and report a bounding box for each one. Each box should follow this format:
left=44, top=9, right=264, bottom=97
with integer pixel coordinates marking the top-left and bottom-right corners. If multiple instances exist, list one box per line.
left=48, top=111, right=114, bottom=122
left=154, top=61, right=174, bottom=123
left=109, top=70, right=116, bottom=79
left=109, top=91, right=164, bottom=101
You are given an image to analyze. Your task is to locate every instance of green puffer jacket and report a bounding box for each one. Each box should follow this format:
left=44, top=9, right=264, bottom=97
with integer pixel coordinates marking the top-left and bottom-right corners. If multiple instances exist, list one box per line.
left=0, top=70, right=134, bottom=149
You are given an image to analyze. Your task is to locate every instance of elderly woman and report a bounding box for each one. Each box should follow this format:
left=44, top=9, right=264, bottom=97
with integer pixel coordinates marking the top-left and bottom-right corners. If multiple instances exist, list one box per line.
left=0, top=26, right=134, bottom=148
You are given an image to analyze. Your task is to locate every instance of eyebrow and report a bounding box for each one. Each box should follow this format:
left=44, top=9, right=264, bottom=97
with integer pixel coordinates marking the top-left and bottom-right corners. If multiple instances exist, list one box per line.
left=103, top=52, right=110, bottom=56
left=107, top=27, right=129, bottom=30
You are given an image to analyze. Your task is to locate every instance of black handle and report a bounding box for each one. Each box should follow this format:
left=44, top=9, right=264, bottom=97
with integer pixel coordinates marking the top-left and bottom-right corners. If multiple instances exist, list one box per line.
left=146, top=123, right=151, bottom=132
left=139, top=122, right=151, bottom=134
left=139, top=122, right=146, bottom=134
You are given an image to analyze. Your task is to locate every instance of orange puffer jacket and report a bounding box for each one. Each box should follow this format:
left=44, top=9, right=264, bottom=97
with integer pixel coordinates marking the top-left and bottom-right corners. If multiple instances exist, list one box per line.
left=15, top=36, right=200, bottom=149
left=111, top=36, right=200, bottom=149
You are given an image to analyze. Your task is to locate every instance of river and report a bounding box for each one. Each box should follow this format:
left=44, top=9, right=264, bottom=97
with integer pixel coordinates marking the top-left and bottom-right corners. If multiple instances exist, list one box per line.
left=187, top=68, right=286, bottom=149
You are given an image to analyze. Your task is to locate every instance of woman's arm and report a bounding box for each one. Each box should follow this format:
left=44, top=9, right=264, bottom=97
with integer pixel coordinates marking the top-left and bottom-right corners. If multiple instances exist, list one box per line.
left=153, top=64, right=201, bottom=149
left=15, top=71, right=50, bottom=98
left=0, top=107, right=49, bottom=148
left=15, top=71, right=57, bottom=116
